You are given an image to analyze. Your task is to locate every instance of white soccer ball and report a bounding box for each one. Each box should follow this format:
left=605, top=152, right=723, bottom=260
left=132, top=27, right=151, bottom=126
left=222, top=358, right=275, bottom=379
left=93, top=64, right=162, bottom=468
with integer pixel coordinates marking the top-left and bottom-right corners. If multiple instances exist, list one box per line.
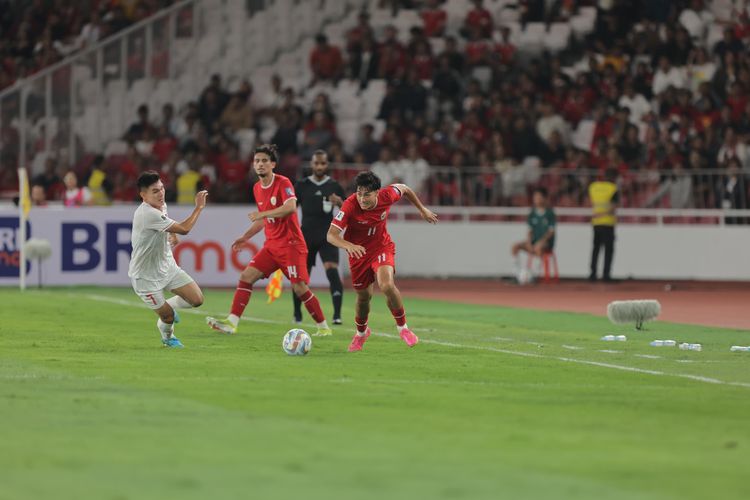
left=282, top=328, right=312, bottom=356
left=517, top=268, right=534, bottom=285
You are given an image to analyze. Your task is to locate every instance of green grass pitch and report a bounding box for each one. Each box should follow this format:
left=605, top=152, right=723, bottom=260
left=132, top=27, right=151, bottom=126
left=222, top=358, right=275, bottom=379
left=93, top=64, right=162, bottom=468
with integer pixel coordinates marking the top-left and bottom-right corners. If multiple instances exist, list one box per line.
left=1, top=286, right=749, bottom=500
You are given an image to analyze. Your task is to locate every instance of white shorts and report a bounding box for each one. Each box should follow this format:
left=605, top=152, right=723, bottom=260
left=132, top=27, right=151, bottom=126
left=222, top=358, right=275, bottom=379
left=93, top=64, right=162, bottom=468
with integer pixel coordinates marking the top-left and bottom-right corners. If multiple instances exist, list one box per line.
left=130, top=268, right=195, bottom=309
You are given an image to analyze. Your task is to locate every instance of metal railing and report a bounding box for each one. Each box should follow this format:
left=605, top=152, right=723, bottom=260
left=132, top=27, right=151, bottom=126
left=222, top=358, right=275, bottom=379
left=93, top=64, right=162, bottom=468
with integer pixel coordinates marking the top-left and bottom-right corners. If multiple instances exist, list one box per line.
left=0, top=0, right=362, bottom=175
left=327, top=164, right=750, bottom=212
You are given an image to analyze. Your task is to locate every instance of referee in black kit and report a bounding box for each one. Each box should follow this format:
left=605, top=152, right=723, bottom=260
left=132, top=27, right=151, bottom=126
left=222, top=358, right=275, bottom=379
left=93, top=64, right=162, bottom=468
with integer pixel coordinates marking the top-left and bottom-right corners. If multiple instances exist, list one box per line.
left=292, top=150, right=346, bottom=325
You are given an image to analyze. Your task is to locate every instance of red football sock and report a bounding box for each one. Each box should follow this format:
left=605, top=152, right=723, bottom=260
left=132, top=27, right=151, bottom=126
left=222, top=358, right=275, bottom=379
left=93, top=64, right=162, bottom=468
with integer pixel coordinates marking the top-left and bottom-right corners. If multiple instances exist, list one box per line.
left=390, top=307, right=406, bottom=327
left=299, top=290, right=325, bottom=323
left=230, top=281, right=253, bottom=317
left=355, top=316, right=369, bottom=333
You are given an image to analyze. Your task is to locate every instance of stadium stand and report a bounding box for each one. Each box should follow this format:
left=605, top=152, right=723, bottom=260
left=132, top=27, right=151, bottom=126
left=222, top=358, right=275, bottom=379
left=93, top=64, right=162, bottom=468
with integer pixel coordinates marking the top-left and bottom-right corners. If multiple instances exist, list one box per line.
left=1, top=0, right=749, bottom=214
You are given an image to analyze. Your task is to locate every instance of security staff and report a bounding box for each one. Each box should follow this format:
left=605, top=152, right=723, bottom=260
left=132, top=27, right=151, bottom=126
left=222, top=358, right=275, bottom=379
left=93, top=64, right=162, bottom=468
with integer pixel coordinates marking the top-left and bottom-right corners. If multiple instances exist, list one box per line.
left=588, top=168, right=619, bottom=282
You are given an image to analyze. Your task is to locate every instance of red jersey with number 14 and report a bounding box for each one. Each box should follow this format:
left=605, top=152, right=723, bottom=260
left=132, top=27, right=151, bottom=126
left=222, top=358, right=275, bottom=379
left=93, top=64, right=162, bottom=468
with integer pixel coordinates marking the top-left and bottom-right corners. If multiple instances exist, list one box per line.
left=331, top=185, right=402, bottom=252
left=253, top=174, right=305, bottom=248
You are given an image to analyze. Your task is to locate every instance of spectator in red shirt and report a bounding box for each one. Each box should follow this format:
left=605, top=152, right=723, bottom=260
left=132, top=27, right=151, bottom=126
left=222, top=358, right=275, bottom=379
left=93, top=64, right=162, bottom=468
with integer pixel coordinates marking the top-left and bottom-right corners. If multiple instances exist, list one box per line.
left=411, top=39, right=434, bottom=80
left=346, top=11, right=374, bottom=53
left=457, top=110, right=490, bottom=145
left=726, top=81, right=748, bottom=123
left=421, top=0, right=447, bottom=38
left=152, top=125, right=178, bottom=164
left=463, top=0, right=494, bottom=39
left=216, top=140, right=249, bottom=201
left=378, top=25, right=408, bottom=80
left=494, top=26, right=516, bottom=66
left=309, top=34, right=343, bottom=86
left=464, top=27, right=491, bottom=67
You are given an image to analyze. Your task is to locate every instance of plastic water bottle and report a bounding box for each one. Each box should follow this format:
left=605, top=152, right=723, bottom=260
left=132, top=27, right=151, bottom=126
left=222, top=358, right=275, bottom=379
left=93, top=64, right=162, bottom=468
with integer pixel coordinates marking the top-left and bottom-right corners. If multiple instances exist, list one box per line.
left=650, top=340, right=665, bottom=347
left=601, top=335, right=616, bottom=341
left=679, top=343, right=702, bottom=351
left=615, top=335, right=627, bottom=341
left=730, top=346, right=750, bottom=352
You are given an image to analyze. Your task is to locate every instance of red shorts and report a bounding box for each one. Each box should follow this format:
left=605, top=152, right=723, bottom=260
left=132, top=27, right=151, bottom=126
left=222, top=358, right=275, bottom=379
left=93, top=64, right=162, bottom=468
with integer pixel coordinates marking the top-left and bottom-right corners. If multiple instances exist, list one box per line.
left=349, top=247, right=395, bottom=290
left=249, top=244, right=310, bottom=284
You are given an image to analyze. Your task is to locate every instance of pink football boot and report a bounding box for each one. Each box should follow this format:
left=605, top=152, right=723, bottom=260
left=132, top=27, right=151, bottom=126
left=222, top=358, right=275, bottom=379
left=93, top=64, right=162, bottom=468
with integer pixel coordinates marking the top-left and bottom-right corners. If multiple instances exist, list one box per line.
left=348, top=327, right=372, bottom=352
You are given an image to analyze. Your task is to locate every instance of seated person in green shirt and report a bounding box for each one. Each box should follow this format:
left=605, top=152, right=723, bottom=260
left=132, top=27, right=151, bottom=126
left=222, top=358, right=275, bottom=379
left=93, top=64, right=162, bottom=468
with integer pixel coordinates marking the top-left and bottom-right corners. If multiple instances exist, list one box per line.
left=511, top=187, right=556, bottom=275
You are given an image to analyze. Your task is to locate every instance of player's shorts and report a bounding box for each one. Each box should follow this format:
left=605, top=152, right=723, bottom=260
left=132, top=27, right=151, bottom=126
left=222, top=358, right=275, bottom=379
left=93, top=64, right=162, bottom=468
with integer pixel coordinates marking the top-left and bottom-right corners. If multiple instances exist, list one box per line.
left=130, top=267, right=194, bottom=309
left=349, top=246, right=395, bottom=291
left=249, top=244, right=310, bottom=284
left=306, top=237, right=339, bottom=268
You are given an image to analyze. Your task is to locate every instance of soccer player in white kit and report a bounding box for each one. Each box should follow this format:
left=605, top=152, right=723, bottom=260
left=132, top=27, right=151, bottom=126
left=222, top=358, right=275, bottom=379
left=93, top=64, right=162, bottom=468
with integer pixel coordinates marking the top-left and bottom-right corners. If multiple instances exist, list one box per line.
left=128, top=171, right=208, bottom=347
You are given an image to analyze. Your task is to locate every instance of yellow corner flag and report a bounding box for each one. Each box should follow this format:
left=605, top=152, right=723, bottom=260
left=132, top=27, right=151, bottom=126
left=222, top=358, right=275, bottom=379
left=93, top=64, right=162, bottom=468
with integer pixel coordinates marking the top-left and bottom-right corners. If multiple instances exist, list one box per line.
left=266, top=269, right=283, bottom=304
left=19, top=167, right=31, bottom=217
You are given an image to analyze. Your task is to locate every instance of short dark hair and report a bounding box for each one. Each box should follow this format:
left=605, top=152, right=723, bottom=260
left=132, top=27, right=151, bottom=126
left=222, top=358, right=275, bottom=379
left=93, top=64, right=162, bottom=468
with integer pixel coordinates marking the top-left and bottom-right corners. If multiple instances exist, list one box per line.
left=354, top=171, right=381, bottom=192
left=254, top=143, right=279, bottom=163
left=604, top=168, right=618, bottom=182
left=312, top=149, right=327, bottom=157
left=533, top=187, right=548, bottom=198
left=137, top=170, right=161, bottom=191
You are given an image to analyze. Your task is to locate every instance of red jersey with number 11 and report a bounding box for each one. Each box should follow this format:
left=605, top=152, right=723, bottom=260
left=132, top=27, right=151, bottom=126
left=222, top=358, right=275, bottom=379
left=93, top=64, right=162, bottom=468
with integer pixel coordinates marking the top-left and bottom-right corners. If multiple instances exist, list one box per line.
left=253, top=174, right=305, bottom=248
left=331, top=185, right=402, bottom=252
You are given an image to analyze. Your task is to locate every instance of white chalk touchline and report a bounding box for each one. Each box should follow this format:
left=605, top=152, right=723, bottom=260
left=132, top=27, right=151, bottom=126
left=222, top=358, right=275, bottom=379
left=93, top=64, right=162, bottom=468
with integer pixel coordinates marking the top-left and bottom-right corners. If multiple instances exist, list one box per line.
left=373, top=332, right=750, bottom=389
left=561, top=345, right=584, bottom=350
left=75, top=293, right=750, bottom=389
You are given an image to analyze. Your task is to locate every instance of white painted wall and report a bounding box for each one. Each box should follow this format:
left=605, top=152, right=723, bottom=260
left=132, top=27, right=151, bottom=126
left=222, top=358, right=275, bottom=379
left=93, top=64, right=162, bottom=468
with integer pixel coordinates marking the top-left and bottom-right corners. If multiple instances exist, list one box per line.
left=388, top=221, right=750, bottom=281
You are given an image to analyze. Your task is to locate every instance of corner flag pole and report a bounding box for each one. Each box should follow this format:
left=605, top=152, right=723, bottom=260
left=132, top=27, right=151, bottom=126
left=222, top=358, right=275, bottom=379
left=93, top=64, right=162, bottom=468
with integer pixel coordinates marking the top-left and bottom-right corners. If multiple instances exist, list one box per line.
left=18, top=167, right=30, bottom=291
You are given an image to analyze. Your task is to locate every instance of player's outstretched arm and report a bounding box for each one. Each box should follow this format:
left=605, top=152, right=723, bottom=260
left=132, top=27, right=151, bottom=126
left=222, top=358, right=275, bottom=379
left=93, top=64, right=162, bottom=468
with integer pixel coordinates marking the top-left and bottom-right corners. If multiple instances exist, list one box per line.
left=249, top=199, right=297, bottom=222
left=327, top=225, right=366, bottom=259
left=231, top=219, right=264, bottom=252
left=392, top=184, right=438, bottom=224
left=167, top=190, right=208, bottom=235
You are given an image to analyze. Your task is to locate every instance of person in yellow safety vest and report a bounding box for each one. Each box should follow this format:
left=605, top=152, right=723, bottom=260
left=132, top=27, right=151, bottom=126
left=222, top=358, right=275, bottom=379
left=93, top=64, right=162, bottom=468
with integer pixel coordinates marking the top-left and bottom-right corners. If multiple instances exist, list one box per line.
left=176, top=166, right=203, bottom=205
left=86, top=157, right=112, bottom=205
left=588, top=168, right=619, bottom=282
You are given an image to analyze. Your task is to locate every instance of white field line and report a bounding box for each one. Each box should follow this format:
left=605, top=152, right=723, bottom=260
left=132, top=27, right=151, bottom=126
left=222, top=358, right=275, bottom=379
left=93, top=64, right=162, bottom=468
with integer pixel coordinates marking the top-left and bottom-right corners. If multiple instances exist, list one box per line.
left=561, top=345, right=584, bottom=350
left=76, top=294, right=750, bottom=389
left=373, top=332, right=750, bottom=389
left=634, top=354, right=662, bottom=359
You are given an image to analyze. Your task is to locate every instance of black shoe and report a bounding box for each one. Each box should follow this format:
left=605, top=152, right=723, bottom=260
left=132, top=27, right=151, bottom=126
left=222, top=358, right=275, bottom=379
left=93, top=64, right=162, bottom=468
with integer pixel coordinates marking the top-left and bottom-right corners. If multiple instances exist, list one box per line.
left=588, top=274, right=597, bottom=282
left=333, top=318, right=343, bottom=325
left=603, top=277, right=620, bottom=284
left=293, top=316, right=302, bottom=324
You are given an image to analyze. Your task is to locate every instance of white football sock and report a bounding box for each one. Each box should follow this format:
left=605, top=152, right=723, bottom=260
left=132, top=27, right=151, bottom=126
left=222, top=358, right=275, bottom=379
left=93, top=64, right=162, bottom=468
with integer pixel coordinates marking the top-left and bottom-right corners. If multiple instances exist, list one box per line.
left=397, top=324, right=409, bottom=333
left=157, top=319, right=174, bottom=340
left=228, top=314, right=240, bottom=327
left=316, top=320, right=329, bottom=329
left=167, top=295, right=192, bottom=309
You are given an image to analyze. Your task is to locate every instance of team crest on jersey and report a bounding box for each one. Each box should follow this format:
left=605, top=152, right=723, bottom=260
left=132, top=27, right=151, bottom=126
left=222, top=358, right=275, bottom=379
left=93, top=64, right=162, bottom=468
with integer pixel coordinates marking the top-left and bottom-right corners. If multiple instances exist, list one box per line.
left=334, top=211, right=345, bottom=221
left=270, top=196, right=277, bottom=205
left=380, top=211, right=386, bottom=220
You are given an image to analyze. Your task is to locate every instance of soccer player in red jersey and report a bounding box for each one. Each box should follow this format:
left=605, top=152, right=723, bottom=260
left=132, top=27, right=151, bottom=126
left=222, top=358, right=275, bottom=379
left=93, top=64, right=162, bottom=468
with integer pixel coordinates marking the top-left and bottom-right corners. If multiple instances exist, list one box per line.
left=327, top=171, right=438, bottom=352
left=206, top=144, right=332, bottom=336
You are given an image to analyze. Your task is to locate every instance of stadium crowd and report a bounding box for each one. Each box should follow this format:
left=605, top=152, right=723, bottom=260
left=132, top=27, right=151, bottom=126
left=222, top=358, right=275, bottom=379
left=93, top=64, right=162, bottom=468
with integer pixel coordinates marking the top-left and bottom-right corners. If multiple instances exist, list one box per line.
left=0, top=0, right=178, bottom=92
left=3, top=0, right=750, bottom=213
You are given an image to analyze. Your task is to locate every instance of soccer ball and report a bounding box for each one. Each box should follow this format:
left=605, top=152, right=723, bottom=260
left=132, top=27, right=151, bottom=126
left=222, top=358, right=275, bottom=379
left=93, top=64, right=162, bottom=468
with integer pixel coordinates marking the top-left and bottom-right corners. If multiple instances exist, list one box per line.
left=282, top=328, right=312, bottom=356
